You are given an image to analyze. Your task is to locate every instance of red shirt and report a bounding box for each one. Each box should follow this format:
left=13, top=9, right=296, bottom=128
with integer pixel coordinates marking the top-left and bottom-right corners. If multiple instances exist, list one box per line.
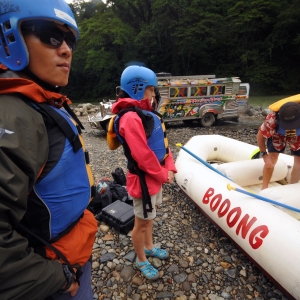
left=112, top=98, right=177, bottom=198
left=259, top=112, right=300, bottom=151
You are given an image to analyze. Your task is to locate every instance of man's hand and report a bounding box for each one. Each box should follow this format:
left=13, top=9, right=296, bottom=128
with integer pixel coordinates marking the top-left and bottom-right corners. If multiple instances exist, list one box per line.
left=66, top=281, right=79, bottom=296
left=60, top=264, right=79, bottom=296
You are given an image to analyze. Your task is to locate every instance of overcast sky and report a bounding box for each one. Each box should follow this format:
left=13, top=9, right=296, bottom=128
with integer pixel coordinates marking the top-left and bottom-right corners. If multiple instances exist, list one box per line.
left=65, top=0, right=106, bottom=3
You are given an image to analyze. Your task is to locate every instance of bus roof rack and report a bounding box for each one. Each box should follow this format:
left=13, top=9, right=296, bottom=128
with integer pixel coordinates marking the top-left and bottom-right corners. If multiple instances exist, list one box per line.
left=156, top=72, right=172, bottom=77
left=156, top=74, right=216, bottom=79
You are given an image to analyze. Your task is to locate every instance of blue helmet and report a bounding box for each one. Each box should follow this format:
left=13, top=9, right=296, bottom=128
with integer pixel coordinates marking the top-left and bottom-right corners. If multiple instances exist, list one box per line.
left=120, top=65, right=157, bottom=100
left=0, top=0, right=79, bottom=71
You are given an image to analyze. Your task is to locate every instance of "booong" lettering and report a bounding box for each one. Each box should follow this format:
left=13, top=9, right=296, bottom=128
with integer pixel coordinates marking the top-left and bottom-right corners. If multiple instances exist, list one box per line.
left=203, top=187, right=269, bottom=249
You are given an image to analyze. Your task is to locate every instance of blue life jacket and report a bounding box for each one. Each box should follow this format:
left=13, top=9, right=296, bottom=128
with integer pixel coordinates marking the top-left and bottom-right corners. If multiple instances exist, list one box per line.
left=277, top=127, right=300, bottom=137
left=276, top=113, right=300, bottom=137
left=22, top=102, right=95, bottom=244
left=114, top=108, right=169, bottom=162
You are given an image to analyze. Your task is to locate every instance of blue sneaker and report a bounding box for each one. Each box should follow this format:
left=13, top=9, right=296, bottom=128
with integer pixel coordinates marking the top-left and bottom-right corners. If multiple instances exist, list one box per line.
left=144, top=247, right=169, bottom=259
left=135, top=259, right=160, bottom=281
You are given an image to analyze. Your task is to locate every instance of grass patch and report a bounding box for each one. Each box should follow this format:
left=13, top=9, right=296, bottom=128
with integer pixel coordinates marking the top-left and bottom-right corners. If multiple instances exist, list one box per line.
left=248, top=95, right=293, bottom=108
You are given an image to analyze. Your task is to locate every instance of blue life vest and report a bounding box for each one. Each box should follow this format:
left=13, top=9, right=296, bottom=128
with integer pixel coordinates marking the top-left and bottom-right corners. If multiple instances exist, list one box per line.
left=275, top=114, right=300, bottom=137
left=114, top=109, right=168, bottom=162
left=277, top=126, right=300, bottom=137
left=23, top=104, right=94, bottom=243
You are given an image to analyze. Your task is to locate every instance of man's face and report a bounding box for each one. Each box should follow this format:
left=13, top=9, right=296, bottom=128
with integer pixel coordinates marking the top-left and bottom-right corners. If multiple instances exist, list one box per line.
left=143, top=86, right=155, bottom=103
left=23, top=23, right=73, bottom=87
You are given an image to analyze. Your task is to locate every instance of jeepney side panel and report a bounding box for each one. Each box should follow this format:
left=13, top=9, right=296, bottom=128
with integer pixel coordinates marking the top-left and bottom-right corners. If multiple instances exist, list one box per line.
left=157, top=85, right=233, bottom=122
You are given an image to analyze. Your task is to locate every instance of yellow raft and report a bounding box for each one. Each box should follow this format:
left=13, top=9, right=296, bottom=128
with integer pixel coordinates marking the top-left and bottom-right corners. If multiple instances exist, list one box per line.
left=269, top=94, right=300, bottom=111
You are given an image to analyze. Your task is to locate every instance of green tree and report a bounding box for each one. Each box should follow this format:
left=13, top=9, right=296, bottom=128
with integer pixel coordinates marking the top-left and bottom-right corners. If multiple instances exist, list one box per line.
left=65, top=4, right=138, bottom=100
left=65, top=0, right=300, bottom=100
left=226, top=0, right=300, bottom=93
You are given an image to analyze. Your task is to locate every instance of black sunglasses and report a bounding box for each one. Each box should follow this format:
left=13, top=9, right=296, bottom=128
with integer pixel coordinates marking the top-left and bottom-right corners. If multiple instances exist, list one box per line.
left=22, top=23, right=76, bottom=52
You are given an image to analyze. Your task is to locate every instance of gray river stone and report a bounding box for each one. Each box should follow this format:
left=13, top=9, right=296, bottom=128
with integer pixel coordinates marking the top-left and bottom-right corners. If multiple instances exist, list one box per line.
left=100, top=252, right=117, bottom=263
left=123, top=250, right=136, bottom=262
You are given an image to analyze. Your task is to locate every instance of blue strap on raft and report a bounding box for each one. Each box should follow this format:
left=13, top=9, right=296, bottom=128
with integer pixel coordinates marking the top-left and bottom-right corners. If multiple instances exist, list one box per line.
left=177, top=143, right=300, bottom=213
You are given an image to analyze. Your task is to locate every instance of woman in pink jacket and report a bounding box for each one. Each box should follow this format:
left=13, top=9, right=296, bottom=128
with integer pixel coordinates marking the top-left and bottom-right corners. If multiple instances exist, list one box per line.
left=112, top=65, right=177, bottom=280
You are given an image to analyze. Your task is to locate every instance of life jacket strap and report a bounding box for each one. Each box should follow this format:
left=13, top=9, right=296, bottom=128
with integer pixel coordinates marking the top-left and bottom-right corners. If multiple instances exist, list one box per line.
left=39, top=103, right=82, bottom=153
left=62, top=101, right=84, bottom=130
left=91, top=184, right=96, bottom=198
left=116, top=106, right=154, bottom=140
left=275, top=112, right=279, bottom=132
left=134, top=166, right=152, bottom=218
left=123, top=142, right=152, bottom=218
left=85, top=151, right=90, bottom=164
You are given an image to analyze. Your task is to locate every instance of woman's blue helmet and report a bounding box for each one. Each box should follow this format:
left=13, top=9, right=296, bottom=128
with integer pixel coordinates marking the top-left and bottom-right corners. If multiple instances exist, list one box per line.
left=0, top=0, right=79, bottom=71
left=120, top=65, right=157, bottom=100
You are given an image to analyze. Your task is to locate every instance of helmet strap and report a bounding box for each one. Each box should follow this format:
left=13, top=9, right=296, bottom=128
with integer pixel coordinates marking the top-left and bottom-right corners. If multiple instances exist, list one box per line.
left=22, top=67, right=61, bottom=92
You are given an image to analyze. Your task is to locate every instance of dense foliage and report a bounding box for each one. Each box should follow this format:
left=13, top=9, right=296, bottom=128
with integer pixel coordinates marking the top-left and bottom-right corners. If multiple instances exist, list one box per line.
left=63, top=0, right=300, bottom=101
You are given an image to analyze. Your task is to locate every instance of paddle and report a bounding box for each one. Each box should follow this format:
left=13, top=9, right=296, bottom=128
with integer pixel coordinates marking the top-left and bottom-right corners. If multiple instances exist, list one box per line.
left=227, top=183, right=300, bottom=213
left=176, top=143, right=232, bottom=181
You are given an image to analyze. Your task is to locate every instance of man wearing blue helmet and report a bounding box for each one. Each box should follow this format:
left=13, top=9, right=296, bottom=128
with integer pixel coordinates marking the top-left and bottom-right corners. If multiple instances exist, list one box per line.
left=111, top=65, right=177, bottom=280
left=0, top=1, right=97, bottom=299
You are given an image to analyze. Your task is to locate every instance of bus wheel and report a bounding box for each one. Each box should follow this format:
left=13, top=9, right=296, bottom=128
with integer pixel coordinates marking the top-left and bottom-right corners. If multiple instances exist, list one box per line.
left=200, top=113, right=215, bottom=127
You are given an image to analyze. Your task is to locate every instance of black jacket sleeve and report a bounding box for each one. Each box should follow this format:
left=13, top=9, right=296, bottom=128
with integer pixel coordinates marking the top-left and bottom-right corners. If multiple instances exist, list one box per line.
left=0, top=96, right=66, bottom=300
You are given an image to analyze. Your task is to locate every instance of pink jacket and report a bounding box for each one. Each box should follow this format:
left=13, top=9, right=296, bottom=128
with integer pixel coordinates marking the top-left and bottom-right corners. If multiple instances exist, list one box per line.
left=112, top=97, right=177, bottom=198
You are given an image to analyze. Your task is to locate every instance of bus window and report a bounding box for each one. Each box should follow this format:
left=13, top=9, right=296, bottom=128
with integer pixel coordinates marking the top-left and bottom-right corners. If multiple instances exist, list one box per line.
left=170, top=88, right=177, bottom=97
left=170, top=87, right=187, bottom=98
left=210, top=85, right=225, bottom=95
left=191, top=86, right=207, bottom=97
left=238, top=85, right=247, bottom=95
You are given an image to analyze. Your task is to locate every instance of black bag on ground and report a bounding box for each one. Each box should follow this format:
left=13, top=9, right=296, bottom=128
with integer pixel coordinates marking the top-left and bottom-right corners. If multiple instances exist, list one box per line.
left=110, top=183, right=130, bottom=204
left=87, top=178, right=112, bottom=215
left=88, top=176, right=132, bottom=216
left=111, top=167, right=126, bottom=186
left=111, top=167, right=133, bottom=205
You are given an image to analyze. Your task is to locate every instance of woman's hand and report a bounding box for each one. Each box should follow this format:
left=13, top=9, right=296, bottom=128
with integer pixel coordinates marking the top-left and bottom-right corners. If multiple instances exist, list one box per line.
left=167, top=171, right=175, bottom=184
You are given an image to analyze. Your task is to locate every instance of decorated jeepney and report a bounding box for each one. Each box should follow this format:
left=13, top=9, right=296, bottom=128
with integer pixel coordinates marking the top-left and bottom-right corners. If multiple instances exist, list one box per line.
left=157, top=75, right=243, bottom=127
left=89, top=75, right=249, bottom=130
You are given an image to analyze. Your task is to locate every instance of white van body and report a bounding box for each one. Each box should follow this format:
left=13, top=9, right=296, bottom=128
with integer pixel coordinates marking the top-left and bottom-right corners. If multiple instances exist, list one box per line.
left=236, top=83, right=250, bottom=113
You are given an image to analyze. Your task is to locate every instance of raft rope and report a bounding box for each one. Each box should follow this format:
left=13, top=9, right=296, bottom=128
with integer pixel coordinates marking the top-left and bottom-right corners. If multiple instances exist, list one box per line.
left=176, top=143, right=232, bottom=181
left=227, top=184, right=300, bottom=213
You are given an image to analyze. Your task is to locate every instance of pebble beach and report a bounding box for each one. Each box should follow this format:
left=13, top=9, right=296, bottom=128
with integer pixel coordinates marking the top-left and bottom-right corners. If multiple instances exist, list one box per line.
left=79, top=113, right=289, bottom=300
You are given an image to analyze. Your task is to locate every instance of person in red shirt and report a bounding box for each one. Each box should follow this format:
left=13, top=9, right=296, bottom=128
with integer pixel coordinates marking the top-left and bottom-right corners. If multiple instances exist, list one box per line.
left=112, top=65, right=177, bottom=280
left=257, top=102, right=300, bottom=189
